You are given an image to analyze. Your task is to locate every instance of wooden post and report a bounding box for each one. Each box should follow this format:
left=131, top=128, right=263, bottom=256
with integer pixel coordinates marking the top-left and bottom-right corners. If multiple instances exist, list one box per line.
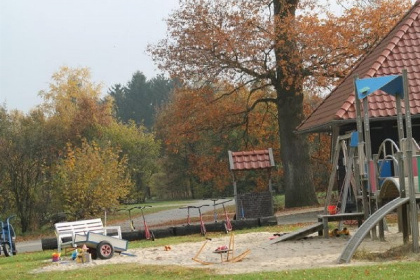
left=354, top=76, right=369, bottom=222
left=231, top=172, right=238, bottom=218
left=397, top=151, right=409, bottom=243
left=354, top=76, right=364, bottom=148
left=324, top=133, right=352, bottom=214
left=402, top=69, right=419, bottom=253
left=396, top=95, right=405, bottom=141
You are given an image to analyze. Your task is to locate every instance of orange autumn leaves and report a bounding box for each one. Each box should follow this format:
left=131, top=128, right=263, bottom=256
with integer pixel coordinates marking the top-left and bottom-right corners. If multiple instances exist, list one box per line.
left=156, top=84, right=280, bottom=192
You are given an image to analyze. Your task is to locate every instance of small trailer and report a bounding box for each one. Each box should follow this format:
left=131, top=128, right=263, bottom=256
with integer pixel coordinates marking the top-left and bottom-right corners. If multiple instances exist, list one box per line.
left=55, top=218, right=127, bottom=260
left=74, top=232, right=128, bottom=260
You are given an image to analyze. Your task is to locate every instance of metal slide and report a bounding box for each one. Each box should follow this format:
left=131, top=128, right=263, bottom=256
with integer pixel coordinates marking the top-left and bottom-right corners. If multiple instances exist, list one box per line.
left=338, top=197, right=409, bottom=263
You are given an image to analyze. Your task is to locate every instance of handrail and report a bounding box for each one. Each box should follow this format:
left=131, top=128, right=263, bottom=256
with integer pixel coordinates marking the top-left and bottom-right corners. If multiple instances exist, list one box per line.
left=376, top=138, right=400, bottom=160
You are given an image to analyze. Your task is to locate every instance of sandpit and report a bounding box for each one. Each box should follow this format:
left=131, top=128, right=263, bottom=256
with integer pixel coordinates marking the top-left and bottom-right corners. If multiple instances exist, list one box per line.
left=32, top=225, right=414, bottom=275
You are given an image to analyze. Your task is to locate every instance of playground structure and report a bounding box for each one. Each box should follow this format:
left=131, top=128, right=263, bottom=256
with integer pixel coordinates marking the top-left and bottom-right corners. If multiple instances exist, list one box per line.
left=271, top=71, right=420, bottom=264
left=337, top=71, right=420, bottom=263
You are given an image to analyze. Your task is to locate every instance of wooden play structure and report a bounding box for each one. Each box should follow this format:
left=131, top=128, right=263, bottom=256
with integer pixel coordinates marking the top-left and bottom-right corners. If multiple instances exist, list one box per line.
left=271, top=72, right=420, bottom=264
left=336, top=71, right=420, bottom=263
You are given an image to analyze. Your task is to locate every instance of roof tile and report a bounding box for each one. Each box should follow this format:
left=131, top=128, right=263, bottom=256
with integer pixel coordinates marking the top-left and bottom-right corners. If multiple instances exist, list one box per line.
left=229, top=149, right=275, bottom=171
left=298, top=1, right=420, bottom=133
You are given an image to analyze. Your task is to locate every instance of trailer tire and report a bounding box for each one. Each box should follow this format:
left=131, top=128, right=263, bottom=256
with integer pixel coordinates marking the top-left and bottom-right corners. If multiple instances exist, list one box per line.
left=97, top=241, right=114, bottom=260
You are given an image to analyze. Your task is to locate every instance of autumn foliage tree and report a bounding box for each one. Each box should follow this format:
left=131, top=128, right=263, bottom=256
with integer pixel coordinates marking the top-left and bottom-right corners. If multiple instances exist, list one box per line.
left=100, top=121, right=161, bottom=202
left=0, top=109, right=52, bottom=232
left=39, top=66, right=114, bottom=148
left=155, top=83, right=281, bottom=198
left=149, top=0, right=410, bottom=207
left=53, top=140, right=131, bottom=220
left=0, top=67, right=160, bottom=233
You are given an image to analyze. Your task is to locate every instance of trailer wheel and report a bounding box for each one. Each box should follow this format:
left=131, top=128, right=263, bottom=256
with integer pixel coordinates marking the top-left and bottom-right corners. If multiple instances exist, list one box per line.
left=97, top=241, right=114, bottom=259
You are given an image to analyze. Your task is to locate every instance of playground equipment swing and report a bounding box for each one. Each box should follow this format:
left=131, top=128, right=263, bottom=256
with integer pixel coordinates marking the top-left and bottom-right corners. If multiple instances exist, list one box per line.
left=194, top=204, right=209, bottom=236
left=179, top=205, right=195, bottom=226
left=215, top=199, right=233, bottom=234
left=192, top=233, right=250, bottom=265
left=138, top=206, right=155, bottom=241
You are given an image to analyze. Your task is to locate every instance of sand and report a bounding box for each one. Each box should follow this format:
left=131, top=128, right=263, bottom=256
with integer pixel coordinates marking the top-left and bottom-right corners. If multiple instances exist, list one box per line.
left=32, top=225, right=415, bottom=275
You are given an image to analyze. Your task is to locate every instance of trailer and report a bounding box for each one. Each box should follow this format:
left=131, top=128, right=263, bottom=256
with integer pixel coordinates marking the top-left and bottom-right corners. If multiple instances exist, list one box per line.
left=74, top=232, right=128, bottom=260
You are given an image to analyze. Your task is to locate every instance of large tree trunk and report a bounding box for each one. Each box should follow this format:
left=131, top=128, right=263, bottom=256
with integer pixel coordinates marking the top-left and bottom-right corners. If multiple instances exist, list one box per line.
left=277, top=93, right=318, bottom=208
left=273, top=0, right=318, bottom=208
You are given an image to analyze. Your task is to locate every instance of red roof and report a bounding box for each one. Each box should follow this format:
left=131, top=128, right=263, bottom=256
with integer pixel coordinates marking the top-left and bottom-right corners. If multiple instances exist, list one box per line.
left=297, top=1, right=420, bottom=133
left=228, top=149, right=275, bottom=171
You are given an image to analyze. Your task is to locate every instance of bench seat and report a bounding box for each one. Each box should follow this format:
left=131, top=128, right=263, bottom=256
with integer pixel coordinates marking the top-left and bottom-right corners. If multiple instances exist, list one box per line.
left=55, top=218, right=122, bottom=252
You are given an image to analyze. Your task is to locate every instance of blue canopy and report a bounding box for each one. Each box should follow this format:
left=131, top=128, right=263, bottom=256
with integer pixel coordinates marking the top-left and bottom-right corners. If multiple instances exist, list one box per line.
left=355, top=75, right=404, bottom=99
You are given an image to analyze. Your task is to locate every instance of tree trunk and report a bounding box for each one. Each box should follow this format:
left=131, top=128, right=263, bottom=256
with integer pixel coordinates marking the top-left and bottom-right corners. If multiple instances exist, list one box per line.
left=273, top=0, right=318, bottom=208
left=277, top=93, right=318, bottom=208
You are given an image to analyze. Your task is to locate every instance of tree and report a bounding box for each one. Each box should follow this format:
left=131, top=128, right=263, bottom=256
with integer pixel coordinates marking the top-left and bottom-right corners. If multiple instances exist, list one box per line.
left=149, top=0, right=410, bottom=207
left=99, top=121, right=161, bottom=202
left=0, top=109, right=52, bottom=232
left=39, top=66, right=114, bottom=148
left=53, top=140, right=131, bottom=220
left=108, top=72, right=175, bottom=129
left=155, top=84, right=281, bottom=198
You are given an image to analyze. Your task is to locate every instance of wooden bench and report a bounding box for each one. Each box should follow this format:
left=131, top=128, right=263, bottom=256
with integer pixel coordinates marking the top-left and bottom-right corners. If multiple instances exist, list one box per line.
left=317, top=213, right=365, bottom=238
left=55, top=218, right=122, bottom=253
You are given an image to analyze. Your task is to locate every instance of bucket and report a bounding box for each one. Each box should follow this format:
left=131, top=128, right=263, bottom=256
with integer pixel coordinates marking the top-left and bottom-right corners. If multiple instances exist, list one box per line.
left=328, top=205, right=337, bottom=215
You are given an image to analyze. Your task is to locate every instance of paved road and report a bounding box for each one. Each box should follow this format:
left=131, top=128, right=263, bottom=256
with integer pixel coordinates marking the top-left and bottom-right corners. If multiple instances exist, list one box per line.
left=16, top=202, right=322, bottom=253
left=116, top=199, right=235, bottom=232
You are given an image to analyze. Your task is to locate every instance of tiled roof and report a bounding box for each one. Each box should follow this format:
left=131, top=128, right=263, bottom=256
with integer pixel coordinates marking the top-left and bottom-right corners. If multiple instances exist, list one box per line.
left=228, top=149, right=275, bottom=171
left=297, top=1, right=420, bottom=133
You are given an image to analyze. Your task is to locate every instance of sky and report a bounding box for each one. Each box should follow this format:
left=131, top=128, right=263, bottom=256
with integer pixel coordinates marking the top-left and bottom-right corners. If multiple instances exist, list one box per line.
left=0, top=0, right=179, bottom=112
left=1, top=0, right=417, bottom=113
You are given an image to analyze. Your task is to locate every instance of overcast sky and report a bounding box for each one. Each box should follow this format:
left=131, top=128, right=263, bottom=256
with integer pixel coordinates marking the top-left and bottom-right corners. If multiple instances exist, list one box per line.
left=0, top=0, right=179, bottom=112
left=1, top=1, right=417, bottom=113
